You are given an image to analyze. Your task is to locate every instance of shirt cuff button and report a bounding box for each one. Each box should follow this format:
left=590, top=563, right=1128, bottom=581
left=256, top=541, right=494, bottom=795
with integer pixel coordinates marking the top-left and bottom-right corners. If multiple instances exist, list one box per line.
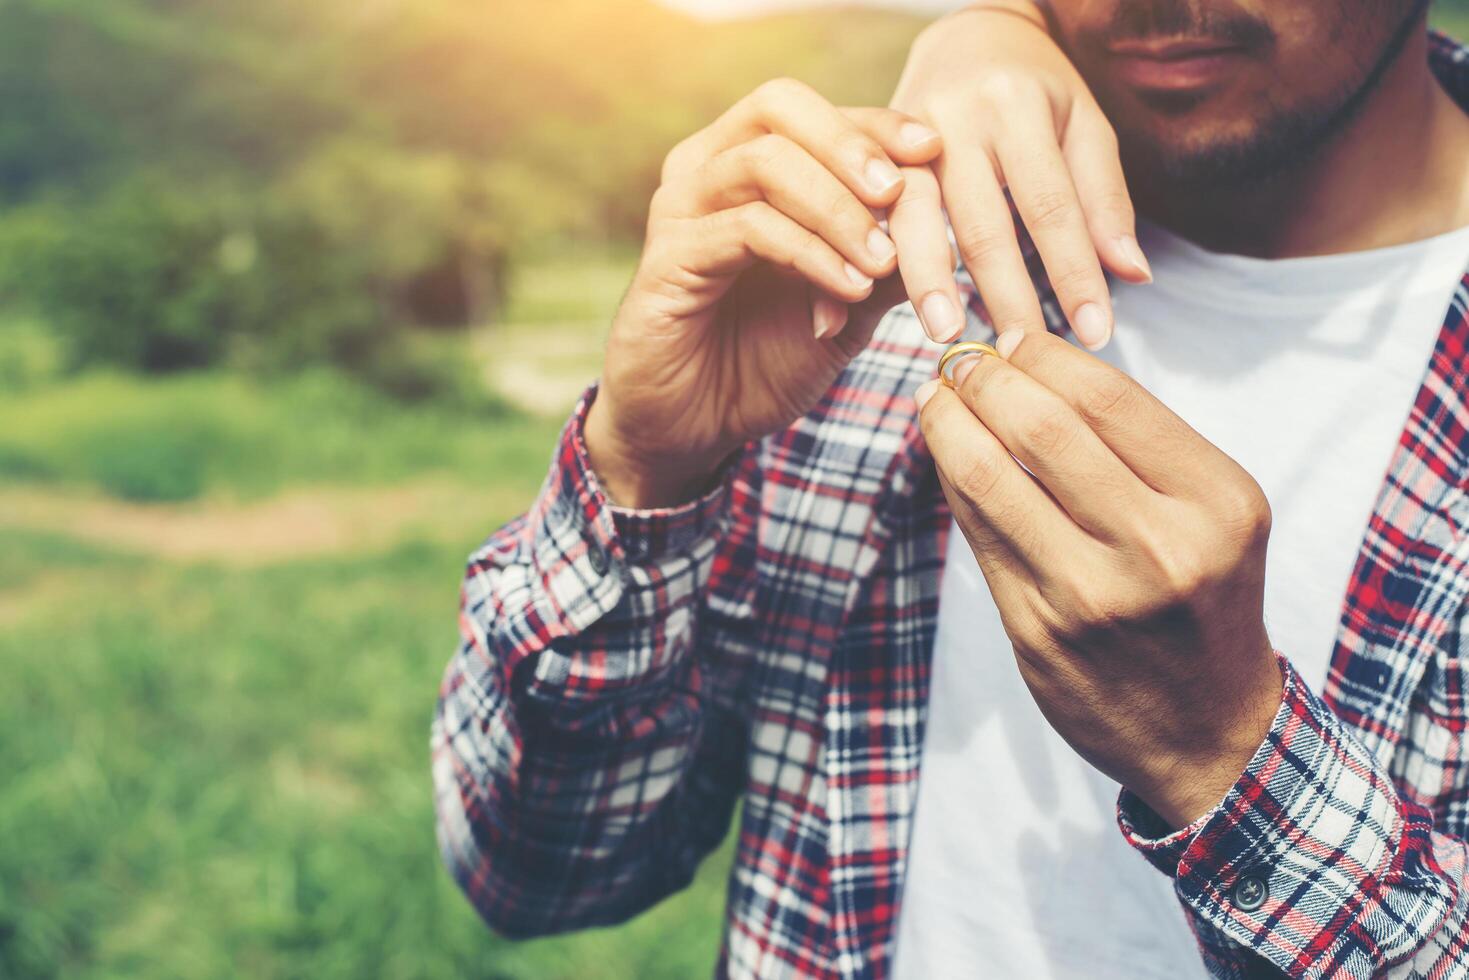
left=1231, top=872, right=1269, bottom=912
left=587, top=542, right=611, bottom=576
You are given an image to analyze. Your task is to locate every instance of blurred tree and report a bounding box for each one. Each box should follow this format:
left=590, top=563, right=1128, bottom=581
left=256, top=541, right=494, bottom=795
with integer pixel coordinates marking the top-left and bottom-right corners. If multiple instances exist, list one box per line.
left=0, top=0, right=928, bottom=392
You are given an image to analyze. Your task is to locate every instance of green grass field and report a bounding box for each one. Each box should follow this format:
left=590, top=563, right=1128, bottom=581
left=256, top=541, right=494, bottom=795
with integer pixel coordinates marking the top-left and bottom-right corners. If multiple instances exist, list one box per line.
left=0, top=529, right=735, bottom=980
left=0, top=253, right=737, bottom=980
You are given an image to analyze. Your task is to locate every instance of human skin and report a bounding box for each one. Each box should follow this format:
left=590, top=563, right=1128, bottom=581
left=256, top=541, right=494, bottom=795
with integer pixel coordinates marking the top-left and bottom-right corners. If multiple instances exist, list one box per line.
left=916, top=329, right=1282, bottom=828
left=905, top=0, right=1469, bottom=825
left=994, top=0, right=1469, bottom=255
left=583, top=84, right=951, bottom=508
left=891, top=0, right=1153, bottom=351
left=585, top=5, right=1156, bottom=509
left=584, top=0, right=1469, bottom=824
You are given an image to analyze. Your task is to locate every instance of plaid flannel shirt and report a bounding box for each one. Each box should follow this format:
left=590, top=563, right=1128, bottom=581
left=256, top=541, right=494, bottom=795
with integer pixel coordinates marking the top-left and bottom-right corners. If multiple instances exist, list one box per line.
left=433, top=34, right=1469, bottom=980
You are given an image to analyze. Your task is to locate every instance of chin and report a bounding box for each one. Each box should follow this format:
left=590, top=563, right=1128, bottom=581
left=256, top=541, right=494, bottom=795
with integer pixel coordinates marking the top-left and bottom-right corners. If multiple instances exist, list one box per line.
left=1121, top=112, right=1277, bottom=180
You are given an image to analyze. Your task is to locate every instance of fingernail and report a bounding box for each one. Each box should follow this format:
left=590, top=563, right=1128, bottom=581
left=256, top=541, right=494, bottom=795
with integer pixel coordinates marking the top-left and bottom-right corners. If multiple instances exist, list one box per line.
left=914, top=378, right=940, bottom=410
left=813, top=300, right=835, bottom=340
left=844, top=262, right=873, bottom=290
left=1073, top=302, right=1111, bottom=350
left=1117, top=235, right=1153, bottom=283
left=995, top=329, right=1024, bottom=359
left=864, top=158, right=903, bottom=196
left=920, top=291, right=963, bottom=343
left=900, top=122, right=940, bottom=148
left=866, top=228, right=897, bottom=266
left=949, top=353, right=982, bottom=388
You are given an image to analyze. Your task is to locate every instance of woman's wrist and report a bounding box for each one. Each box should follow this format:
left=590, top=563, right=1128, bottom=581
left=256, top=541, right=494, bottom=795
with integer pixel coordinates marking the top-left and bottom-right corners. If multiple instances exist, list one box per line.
left=955, top=1, right=1048, bottom=33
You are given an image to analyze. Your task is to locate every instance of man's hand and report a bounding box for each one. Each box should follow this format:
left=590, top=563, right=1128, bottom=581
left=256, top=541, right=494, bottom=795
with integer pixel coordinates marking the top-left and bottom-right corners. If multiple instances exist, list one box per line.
left=915, top=331, right=1284, bottom=827
left=892, top=3, right=1153, bottom=349
left=588, top=80, right=955, bottom=509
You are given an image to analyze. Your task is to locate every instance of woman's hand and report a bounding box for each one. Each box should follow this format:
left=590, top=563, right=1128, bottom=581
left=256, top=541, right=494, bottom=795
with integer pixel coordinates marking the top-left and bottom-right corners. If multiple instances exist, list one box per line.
left=587, top=80, right=947, bottom=508
left=891, top=2, right=1152, bottom=350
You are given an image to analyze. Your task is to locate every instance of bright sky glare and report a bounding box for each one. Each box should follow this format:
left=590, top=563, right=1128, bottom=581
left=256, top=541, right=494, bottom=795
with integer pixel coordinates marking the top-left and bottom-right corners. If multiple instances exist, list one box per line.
left=659, top=0, right=956, bottom=19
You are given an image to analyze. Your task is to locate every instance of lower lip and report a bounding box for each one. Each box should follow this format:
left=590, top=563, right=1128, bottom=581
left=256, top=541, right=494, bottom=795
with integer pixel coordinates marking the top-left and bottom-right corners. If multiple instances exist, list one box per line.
left=1110, top=50, right=1246, bottom=91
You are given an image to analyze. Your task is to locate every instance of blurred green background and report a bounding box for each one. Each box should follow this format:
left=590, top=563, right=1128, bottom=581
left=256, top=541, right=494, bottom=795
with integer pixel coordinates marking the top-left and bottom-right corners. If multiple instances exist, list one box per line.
left=3, top=2, right=1468, bottom=978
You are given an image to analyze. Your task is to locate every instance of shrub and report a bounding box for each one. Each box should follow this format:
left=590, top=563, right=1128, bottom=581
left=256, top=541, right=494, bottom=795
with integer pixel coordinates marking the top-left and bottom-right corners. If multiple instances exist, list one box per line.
left=0, top=181, right=249, bottom=372
left=0, top=146, right=515, bottom=401
left=77, top=420, right=212, bottom=502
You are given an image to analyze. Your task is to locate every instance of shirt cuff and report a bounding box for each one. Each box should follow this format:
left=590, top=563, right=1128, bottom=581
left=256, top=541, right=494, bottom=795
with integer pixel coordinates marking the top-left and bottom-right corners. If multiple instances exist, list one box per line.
left=1117, top=652, right=1438, bottom=972
left=562, top=392, right=732, bottom=564
left=524, top=383, right=738, bottom=698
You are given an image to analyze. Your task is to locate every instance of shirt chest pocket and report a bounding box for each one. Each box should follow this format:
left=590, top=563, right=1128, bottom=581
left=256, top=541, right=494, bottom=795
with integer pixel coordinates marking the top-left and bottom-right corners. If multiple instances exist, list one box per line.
left=1393, top=562, right=1469, bottom=835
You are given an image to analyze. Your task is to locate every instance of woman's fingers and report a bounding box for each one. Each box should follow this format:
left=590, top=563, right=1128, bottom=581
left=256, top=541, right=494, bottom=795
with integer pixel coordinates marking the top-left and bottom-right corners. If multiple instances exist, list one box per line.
left=658, top=75, right=1146, bottom=359
left=1061, top=106, right=1151, bottom=285
left=935, top=142, right=1050, bottom=337
left=888, top=165, right=967, bottom=343
left=993, top=93, right=1115, bottom=350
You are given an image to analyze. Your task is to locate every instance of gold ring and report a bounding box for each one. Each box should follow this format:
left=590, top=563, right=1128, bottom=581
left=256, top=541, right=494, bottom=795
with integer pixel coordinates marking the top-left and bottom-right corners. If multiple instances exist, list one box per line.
left=937, top=341, right=999, bottom=389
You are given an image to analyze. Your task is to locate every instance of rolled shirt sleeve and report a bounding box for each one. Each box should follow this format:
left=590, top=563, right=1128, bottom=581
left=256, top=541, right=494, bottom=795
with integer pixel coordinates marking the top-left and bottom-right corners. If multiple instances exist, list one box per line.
left=434, top=382, right=748, bottom=937
left=1117, top=653, right=1466, bottom=978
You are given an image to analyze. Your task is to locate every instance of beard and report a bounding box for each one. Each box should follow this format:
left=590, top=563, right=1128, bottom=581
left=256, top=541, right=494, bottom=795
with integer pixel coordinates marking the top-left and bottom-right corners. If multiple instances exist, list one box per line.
left=1069, top=0, right=1431, bottom=188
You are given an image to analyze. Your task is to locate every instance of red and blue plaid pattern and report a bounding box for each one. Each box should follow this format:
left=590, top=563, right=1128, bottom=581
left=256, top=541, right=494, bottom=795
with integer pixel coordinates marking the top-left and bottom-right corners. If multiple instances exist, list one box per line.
left=434, top=34, right=1469, bottom=979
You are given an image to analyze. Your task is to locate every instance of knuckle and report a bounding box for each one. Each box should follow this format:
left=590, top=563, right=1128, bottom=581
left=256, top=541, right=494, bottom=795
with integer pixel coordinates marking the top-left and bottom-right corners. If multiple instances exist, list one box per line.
left=1092, top=118, right=1121, bottom=152
left=755, top=76, right=811, bottom=109
left=1250, top=494, right=1274, bottom=539
left=1048, top=263, right=1098, bottom=296
left=887, top=191, right=929, bottom=224
left=1026, top=188, right=1076, bottom=230
left=974, top=72, right=1035, bottom=109
left=953, top=445, right=1006, bottom=505
left=1048, top=585, right=1129, bottom=645
left=831, top=201, right=872, bottom=242
left=899, top=164, right=940, bottom=197
left=837, top=129, right=880, bottom=164
left=1220, top=480, right=1273, bottom=542
left=743, top=133, right=793, bottom=172
left=1095, top=187, right=1135, bottom=223
left=1156, top=547, right=1211, bottom=600
left=660, top=140, right=694, bottom=184
left=1135, top=526, right=1221, bottom=604
left=728, top=202, right=765, bottom=239
left=734, top=204, right=792, bottom=261
left=648, top=183, right=675, bottom=218
left=1021, top=407, right=1078, bottom=458
left=988, top=303, right=1038, bottom=334
left=1071, top=591, right=1129, bottom=634
left=784, top=222, right=824, bottom=269
left=1074, top=373, right=1136, bottom=428
left=953, top=220, right=1013, bottom=265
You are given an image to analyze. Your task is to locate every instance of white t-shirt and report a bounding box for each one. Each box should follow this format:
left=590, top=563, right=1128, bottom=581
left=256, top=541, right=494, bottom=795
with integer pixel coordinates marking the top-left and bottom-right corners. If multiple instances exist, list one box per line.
left=892, top=220, right=1469, bottom=979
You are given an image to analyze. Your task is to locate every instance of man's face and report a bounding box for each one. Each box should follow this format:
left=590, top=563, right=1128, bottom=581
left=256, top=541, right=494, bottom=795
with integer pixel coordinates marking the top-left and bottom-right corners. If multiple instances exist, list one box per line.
left=1051, top=0, right=1424, bottom=185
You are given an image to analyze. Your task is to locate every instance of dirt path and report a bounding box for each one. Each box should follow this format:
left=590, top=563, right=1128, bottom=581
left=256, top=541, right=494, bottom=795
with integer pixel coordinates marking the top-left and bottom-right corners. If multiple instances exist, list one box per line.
left=0, top=481, right=517, bottom=567
left=474, top=321, right=605, bottom=416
